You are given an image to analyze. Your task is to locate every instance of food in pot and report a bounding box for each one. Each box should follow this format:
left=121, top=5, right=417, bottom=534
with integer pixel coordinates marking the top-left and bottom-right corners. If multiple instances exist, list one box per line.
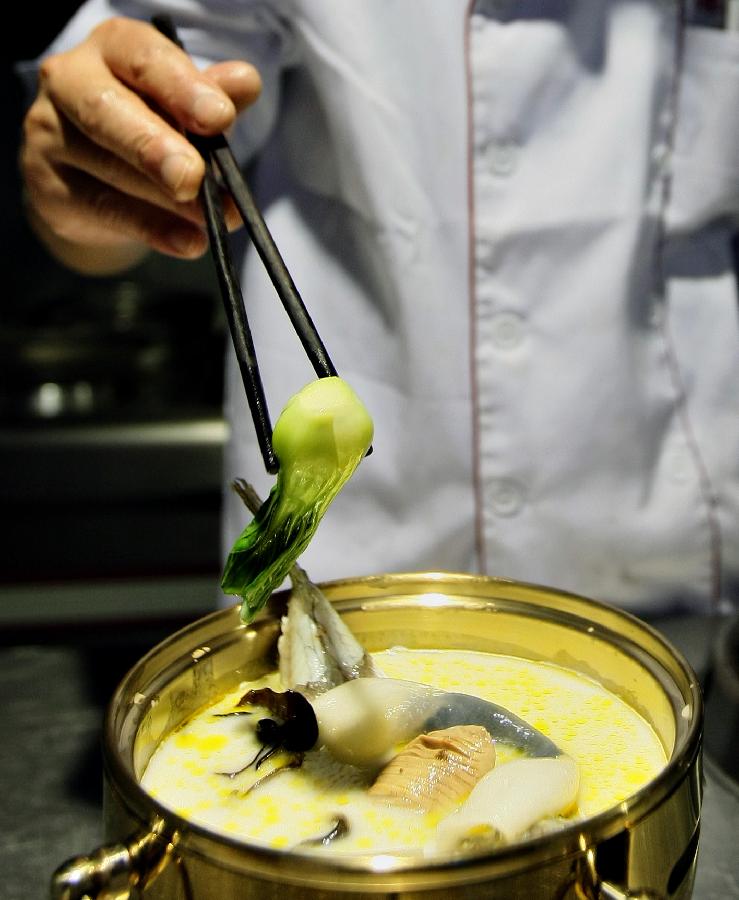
left=141, top=633, right=666, bottom=857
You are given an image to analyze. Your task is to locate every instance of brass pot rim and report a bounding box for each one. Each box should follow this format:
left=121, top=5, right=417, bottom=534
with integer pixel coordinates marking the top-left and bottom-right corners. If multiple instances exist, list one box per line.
left=102, top=570, right=703, bottom=888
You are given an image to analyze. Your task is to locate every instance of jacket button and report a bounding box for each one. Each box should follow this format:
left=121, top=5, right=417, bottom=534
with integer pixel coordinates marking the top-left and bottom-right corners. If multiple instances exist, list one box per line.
left=490, top=311, right=524, bottom=349
left=488, top=478, right=525, bottom=516
left=487, top=139, right=518, bottom=176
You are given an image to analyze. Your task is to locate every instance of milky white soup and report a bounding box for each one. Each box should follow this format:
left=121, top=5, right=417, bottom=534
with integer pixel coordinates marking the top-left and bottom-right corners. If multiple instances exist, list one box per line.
left=141, top=648, right=667, bottom=857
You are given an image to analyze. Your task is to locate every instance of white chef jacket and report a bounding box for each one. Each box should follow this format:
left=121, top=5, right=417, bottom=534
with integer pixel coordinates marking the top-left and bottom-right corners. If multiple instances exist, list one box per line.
left=39, top=0, right=739, bottom=614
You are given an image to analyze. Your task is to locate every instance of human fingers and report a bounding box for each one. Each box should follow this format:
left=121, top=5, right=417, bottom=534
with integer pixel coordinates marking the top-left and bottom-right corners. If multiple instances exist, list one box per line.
left=32, top=160, right=209, bottom=259
left=205, top=60, right=262, bottom=115
left=21, top=94, right=206, bottom=259
left=25, top=92, right=207, bottom=221
left=38, top=18, right=236, bottom=203
left=23, top=97, right=242, bottom=266
left=54, top=117, right=244, bottom=234
left=87, top=17, right=240, bottom=134
left=60, top=123, right=244, bottom=234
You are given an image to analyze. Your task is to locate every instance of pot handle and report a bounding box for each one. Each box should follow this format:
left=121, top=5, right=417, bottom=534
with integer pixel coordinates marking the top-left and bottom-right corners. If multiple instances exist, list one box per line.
left=50, top=819, right=172, bottom=900
left=574, top=814, right=700, bottom=900
left=573, top=847, right=665, bottom=900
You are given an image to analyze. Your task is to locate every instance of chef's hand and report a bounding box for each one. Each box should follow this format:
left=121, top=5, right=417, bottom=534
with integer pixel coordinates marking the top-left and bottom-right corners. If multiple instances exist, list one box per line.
left=19, top=16, right=262, bottom=274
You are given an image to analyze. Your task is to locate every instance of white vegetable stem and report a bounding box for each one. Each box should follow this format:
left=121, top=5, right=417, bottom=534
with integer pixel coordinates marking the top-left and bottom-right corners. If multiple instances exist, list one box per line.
left=432, top=755, right=580, bottom=852
left=313, top=678, right=433, bottom=767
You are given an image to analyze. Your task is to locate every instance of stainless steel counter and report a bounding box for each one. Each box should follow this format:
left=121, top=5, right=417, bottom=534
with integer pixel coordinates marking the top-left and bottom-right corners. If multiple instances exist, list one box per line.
left=1, top=608, right=738, bottom=900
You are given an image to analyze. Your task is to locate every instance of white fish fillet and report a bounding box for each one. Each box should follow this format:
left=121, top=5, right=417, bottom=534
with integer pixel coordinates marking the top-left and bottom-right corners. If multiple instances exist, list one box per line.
left=278, top=564, right=378, bottom=695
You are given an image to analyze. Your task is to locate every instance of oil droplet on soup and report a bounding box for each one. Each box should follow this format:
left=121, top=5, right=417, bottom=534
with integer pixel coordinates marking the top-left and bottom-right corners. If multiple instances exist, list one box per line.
left=140, top=649, right=667, bottom=856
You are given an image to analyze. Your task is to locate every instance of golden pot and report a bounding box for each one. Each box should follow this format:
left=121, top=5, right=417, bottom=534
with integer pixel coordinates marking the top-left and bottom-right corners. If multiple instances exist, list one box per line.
left=52, top=572, right=702, bottom=899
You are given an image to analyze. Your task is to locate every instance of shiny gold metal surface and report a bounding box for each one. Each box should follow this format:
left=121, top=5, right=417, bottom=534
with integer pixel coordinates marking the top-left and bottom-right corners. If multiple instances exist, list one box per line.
left=53, top=572, right=703, bottom=899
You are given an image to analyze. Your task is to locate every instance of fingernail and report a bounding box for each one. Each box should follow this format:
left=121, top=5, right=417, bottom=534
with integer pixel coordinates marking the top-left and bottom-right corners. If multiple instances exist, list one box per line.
left=160, top=152, right=196, bottom=197
left=165, top=226, right=205, bottom=257
left=192, top=90, right=232, bottom=128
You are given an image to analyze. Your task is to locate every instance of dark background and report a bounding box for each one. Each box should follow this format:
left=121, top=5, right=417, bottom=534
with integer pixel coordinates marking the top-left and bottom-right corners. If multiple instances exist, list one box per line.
left=1, top=16, right=234, bottom=899
left=2, top=3, right=224, bottom=416
left=1, top=6, right=229, bottom=596
left=3, top=3, right=86, bottom=303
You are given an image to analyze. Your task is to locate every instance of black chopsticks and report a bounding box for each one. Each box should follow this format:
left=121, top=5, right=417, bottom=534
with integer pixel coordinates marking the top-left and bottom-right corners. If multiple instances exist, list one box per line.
left=153, top=15, right=337, bottom=474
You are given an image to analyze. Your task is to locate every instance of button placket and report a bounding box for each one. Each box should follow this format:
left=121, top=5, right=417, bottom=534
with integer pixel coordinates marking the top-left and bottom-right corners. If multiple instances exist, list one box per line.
left=469, top=7, right=531, bottom=556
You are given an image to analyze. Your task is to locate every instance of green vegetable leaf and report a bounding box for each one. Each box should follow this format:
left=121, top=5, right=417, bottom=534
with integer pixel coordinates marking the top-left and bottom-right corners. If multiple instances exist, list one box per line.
left=221, top=377, right=374, bottom=622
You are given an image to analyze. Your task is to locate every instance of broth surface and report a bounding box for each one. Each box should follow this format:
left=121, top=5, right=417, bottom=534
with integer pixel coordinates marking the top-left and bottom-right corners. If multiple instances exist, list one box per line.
left=141, top=648, right=666, bottom=855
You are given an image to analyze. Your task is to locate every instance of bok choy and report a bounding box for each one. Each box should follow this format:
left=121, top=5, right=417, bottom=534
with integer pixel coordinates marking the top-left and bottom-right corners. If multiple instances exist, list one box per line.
left=221, top=377, right=374, bottom=622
